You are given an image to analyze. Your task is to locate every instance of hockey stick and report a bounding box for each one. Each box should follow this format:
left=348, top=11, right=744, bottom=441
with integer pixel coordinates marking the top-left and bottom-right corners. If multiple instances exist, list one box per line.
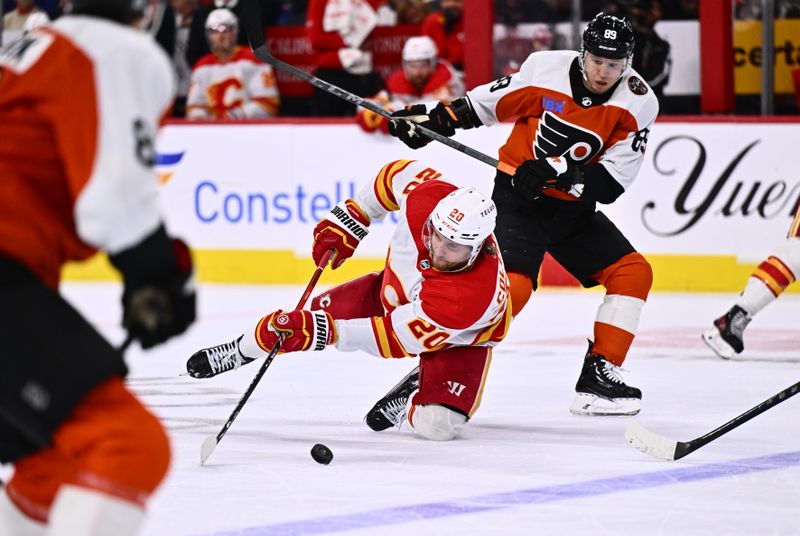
left=625, top=380, right=800, bottom=461
left=200, top=249, right=335, bottom=465
left=118, top=333, right=133, bottom=353
left=241, top=0, right=516, bottom=177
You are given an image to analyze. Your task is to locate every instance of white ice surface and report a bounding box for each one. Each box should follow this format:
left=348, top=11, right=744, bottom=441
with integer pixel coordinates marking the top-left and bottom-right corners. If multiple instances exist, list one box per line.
left=13, top=283, right=800, bottom=535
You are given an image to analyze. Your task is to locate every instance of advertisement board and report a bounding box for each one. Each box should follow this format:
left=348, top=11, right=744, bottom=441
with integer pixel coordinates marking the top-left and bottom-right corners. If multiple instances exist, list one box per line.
left=65, top=119, right=800, bottom=291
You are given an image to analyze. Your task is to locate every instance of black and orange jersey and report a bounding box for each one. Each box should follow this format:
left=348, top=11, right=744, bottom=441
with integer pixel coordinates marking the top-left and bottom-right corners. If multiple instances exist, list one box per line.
left=0, top=17, right=175, bottom=289
left=466, top=50, right=659, bottom=202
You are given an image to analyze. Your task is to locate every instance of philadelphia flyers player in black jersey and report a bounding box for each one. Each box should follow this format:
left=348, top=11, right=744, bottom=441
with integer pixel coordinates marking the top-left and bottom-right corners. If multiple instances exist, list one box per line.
left=389, top=12, right=659, bottom=416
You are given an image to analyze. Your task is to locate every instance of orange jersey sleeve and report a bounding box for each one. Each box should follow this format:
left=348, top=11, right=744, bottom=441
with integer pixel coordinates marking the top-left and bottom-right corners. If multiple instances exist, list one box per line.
left=0, top=18, right=175, bottom=288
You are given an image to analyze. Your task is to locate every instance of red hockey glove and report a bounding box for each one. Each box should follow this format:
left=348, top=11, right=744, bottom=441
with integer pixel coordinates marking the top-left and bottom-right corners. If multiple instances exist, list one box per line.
left=313, top=199, right=370, bottom=269
left=257, top=309, right=336, bottom=353
left=357, top=108, right=389, bottom=133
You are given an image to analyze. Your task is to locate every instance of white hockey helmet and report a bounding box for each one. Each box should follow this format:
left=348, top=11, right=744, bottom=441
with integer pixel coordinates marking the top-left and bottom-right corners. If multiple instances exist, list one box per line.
left=402, top=36, right=438, bottom=65
left=425, top=187, right=496, bottom=270
left=205, top=7, right=238, bottom=33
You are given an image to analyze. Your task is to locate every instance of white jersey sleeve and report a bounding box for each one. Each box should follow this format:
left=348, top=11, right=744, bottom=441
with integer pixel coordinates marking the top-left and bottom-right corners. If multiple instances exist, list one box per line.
left=353, top=159, right=443, bottom=221
left=57, top=18, right=175, bottom=254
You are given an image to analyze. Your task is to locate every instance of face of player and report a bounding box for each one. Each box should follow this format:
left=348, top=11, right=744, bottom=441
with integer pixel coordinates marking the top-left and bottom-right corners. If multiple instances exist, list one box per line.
left=208, top=27, right=237, bottom=58
left=425, top=224, right=475, bottom=272
left=582, top=51, right=627, bottom=94
left=403, top=59, right=435, bottom=88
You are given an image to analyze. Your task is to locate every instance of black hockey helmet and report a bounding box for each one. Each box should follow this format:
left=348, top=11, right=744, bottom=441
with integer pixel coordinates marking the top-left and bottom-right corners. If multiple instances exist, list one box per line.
left=65, top=0, right=149, bottom=24
left=581, top=12, right=635, bottom=61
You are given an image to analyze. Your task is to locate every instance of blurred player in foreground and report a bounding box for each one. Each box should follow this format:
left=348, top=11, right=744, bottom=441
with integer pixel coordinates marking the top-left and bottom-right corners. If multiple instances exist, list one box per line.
left=0, top=1, right=196, bottom=533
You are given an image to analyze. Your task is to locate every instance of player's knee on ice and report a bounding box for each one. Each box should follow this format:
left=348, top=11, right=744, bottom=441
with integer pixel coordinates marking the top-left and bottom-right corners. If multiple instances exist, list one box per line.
left=410, top=404, right=467, bottom=441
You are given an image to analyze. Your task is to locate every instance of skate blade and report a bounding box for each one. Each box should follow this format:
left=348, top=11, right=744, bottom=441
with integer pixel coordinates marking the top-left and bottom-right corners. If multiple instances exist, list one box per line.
left=570, top=392, right=640, bottom=416
left=701, top=329, right=734, bottom=359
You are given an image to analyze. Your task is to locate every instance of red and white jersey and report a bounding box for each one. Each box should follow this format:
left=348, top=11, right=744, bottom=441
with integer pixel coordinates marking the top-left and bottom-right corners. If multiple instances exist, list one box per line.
left=356, top=62, right=463, bottom=133
left=0, top=16, right=175, bottom=289
left=186, top=46, right=279, bottom=119
left=385, top=61, right=464, bottom=104
left=334, top=160, right=512, bottom=358
left=466, top=50, right=659, bottom=197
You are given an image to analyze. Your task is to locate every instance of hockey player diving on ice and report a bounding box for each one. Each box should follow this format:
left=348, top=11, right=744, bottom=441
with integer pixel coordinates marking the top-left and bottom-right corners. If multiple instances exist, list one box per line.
left=186, top=160, right=512, bottom=441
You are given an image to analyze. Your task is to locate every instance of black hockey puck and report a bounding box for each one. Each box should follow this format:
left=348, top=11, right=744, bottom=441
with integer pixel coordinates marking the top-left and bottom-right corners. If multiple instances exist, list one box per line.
left=310, top=443, right=333, bottom=465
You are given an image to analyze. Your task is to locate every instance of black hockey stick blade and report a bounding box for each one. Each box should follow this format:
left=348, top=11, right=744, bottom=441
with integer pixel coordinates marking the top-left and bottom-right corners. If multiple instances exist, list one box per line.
left=626, top=380, right=800, bottom=461
left=241, top=0, right=515, bottom=176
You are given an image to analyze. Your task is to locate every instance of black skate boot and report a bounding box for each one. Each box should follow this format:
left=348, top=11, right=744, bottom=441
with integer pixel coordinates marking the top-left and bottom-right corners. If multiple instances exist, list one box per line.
left=365, top=366, right=420, bottom=431
left=701, top=305, right=750, bottom=359
left=186, top=335, right=254, bottom=378
left=571, top=341, right=641, bottom=416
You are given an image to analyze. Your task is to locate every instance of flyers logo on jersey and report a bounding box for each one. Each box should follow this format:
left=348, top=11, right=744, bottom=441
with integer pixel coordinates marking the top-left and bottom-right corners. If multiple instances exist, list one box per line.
left=534, top=111, right=603, bottom=164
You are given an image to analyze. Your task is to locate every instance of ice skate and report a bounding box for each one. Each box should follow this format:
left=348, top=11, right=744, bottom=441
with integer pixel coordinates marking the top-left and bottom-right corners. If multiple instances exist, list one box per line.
left=571, top=341, right=641, bottom=416
left=365, top=366, right=419, bottom=431
left=701, top=305, right=750, bottom=359
left=186, top=335, right=254, bottom=378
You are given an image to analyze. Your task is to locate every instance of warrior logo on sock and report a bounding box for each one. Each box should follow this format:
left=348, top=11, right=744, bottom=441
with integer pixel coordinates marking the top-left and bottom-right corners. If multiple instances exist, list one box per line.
left=533, top=111, right=603, bottom=165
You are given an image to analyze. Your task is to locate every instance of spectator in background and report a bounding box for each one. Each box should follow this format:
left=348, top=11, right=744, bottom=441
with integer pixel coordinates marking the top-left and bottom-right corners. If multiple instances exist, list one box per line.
left=186, top=8, right=280, bottom=119
left=3, top=0, right=44, bottom=32
left=45, top=0, right=68, bottom=20
left=737, top=0, right=800, bottom=18
left=393, top=0, right=429, bottom=24
left=357, top=35, right=464, bottom=134
left=620, top=0, right=671, bottom=104
left=495, top=0, right=556, bottom=25
left=269, top=0, right=308, bottom=25
left=306, top=0, right=386, bottom=116
left=494, top=23, right=552, bottom=78
left=187, top=0, right=249, bottom=68
left=421, top=0, right=463, bottom=71
left=661, top=0, right=697, bottom=19
left=155, top=0, right=201, bottom=117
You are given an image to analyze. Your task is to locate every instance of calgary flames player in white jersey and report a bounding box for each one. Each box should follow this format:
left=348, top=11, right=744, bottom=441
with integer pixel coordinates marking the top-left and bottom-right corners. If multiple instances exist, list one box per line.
left=186, top=8, right=279, bottom=119
left=0, top=1, right=197, bottom=534
left=186, top=160, right=512, bottom=441
left=356, top=36, right=464, bottom=134
left=702, top=208, right=800, bottom=359
left=389, top=13, right=659, bottom=416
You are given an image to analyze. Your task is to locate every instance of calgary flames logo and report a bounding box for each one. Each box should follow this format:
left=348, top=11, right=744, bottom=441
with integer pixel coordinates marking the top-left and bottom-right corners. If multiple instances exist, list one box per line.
left=534, top=111, right=603, bottom=164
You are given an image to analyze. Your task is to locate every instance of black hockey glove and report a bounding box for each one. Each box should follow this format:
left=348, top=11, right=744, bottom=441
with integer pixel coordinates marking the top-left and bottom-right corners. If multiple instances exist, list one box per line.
left=387, top=104, right=433, bottom=149
left=511, top=157, right=584, bottom=201
left=388, top=98, right=481, bottom=150
left=109, top=225, right=196, bottom=349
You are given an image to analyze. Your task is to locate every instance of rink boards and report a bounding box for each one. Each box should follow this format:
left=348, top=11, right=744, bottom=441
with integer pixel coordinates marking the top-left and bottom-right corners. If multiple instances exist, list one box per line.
left=63, top=118, right=800, bottom=292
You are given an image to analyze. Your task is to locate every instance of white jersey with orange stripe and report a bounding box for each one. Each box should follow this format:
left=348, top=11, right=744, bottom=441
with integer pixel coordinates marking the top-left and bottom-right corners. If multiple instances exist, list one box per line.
left=466, top=50, right=659, bottom=194
left=332, top=160, right=512, bottom=358
left=0, top=15, right=175, bottom=288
